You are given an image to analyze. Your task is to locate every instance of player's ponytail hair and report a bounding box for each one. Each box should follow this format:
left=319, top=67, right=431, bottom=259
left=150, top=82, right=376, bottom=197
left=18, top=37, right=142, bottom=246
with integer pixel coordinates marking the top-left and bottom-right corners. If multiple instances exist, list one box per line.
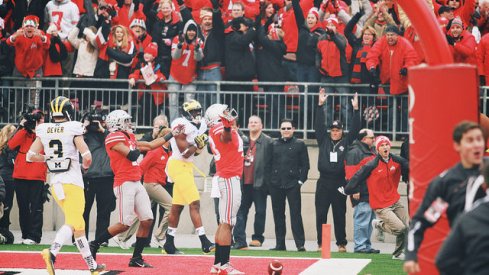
left=0, top=124, right=16, bottom=152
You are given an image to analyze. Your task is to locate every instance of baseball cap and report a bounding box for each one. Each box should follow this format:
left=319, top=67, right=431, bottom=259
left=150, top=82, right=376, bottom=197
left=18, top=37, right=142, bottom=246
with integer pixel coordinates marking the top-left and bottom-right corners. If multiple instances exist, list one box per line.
left=330, top=120, right=343, bottom=130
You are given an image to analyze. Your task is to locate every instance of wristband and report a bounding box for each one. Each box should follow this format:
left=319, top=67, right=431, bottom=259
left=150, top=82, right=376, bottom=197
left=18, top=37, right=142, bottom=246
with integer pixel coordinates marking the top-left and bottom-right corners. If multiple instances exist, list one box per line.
left=81, top=151, right=91, bottom=157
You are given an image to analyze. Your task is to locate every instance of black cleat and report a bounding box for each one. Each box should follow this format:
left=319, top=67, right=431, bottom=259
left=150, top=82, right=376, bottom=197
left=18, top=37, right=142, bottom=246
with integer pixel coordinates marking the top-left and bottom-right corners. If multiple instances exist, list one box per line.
left=202, top=240, right=216, bottom=254
left=128, top=256, right=153, bottom=268
left=89, top=241, right=100, bottom=260
left=163, top=241, right=184, bottom=255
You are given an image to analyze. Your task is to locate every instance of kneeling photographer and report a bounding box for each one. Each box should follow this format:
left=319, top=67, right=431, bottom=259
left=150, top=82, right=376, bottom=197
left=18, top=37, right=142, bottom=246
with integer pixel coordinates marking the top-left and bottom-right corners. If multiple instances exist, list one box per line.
left=7, top=105, right=47, bottom=244
left=81, top=109, right=115, bottom=243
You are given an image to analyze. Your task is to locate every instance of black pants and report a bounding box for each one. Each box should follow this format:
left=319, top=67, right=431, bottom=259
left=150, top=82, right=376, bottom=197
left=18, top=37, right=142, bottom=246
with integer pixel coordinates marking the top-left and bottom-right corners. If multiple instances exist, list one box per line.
left=270, top=185, right=305, bottom=248
left=14, top=179, right=44, bottom=243
left=233, top=184, right=268, bottom=245
left=0, top=179, right=14, bottom=229
left=83, top=177, right=116, bottom=240
left=315, top=177, right=347, bottom=246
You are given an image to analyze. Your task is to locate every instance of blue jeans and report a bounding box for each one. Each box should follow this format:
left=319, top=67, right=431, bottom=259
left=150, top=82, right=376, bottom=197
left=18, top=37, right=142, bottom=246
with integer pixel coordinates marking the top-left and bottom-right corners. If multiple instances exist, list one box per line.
left=196, top=67, right=221, bottom=109
left=353, top=202, right=375, bottom=251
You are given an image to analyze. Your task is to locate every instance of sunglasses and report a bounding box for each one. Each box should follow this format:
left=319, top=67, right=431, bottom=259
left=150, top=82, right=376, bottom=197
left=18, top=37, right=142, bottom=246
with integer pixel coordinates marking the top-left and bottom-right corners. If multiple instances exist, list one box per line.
left=281, top=127, right=292, bottom=130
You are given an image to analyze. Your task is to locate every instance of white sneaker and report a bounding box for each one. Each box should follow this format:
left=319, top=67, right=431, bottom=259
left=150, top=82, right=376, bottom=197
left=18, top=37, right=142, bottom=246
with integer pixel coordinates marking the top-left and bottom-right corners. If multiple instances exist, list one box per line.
left=218, top=263, right=245, bottom=274
left=392, top=253, right=405, bottom=260
left=210, top=263, right=221, bottom=274
left=22, top=239, right=38, bottom=245
left=112, top=237, right=130, bottom=250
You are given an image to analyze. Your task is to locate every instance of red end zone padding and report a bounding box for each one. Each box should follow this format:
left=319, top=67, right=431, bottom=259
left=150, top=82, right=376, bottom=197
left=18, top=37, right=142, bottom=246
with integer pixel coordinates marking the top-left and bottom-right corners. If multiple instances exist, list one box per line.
left=0, top=252, right=317, bottom=275
left=409, top=64, right=478, bottom=275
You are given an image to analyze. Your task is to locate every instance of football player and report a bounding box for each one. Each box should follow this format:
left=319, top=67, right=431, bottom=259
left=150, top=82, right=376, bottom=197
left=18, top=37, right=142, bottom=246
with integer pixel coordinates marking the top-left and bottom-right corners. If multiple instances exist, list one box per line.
left=27, top=96, right=105, bottom=275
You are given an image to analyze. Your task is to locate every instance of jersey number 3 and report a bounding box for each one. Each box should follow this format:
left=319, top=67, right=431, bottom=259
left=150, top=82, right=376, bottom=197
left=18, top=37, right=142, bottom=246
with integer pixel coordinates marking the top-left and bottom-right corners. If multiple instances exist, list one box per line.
left=49, top=140, right=64, bottom=158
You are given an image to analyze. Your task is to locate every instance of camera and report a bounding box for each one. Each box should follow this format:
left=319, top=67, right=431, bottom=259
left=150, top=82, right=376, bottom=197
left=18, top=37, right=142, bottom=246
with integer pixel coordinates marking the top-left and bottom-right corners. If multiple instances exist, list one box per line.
left=21, top=104, right=43, bottom=133
left=84, top=110, right=107, bottom=133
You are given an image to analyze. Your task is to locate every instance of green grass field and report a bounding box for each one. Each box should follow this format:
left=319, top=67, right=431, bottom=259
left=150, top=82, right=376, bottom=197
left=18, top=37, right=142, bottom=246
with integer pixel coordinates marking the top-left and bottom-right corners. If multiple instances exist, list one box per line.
left=0, top=244, right=405, bottom=274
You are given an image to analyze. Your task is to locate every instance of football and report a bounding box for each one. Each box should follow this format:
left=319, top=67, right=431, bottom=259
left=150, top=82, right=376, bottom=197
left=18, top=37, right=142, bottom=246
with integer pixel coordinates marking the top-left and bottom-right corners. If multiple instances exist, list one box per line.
left=268, top=260, right=283, bottom=275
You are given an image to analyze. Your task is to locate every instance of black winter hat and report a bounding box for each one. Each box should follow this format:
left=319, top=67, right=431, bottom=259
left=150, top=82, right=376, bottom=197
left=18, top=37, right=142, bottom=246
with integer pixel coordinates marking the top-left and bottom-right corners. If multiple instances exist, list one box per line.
left=385, top=24, right=400, bottom=35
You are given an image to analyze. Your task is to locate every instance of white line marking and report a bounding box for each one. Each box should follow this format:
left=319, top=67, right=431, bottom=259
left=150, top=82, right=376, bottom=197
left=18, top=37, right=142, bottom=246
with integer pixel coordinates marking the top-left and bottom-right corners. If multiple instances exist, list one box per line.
left=299, top=259, right=371, bottom=275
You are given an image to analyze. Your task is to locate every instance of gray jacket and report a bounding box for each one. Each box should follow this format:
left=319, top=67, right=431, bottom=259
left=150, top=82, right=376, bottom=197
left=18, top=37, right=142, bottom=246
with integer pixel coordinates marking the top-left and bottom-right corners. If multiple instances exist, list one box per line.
left=242, top=132, right=273, bottom=190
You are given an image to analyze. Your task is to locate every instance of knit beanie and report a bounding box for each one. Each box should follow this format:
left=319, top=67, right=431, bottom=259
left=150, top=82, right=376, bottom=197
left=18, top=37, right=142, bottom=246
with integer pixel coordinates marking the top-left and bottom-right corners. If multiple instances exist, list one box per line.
left=375, top=135, right=391, bottom=152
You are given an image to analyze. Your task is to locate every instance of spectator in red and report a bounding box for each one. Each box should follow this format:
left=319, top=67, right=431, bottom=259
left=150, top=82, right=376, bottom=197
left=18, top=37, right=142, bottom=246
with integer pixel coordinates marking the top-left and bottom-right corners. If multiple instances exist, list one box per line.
left=129, top=17, right=151, bottom=64
left=345, top=135, right=409, bottom=260
left=112, top=0, right=145, bottom=28
left=439, top=5, right=456, bottom=20
left=7, top=15, right=50, bottom=107
left=366, top=24, right=418, bottom=133
left=8, top=110, right=47, bottom=245
left=478, top=32, right=489, bottom=85
left=149, top=0, right=182, bottom=78
left=477, top=0, right=489, bottom=35
left=129, top=42, right=167, bottom=124
left=446, top=17, right=477, bottom=65
left=168, top=20, right=203, bottom=121
left=445, top=0, right=477, bottom=27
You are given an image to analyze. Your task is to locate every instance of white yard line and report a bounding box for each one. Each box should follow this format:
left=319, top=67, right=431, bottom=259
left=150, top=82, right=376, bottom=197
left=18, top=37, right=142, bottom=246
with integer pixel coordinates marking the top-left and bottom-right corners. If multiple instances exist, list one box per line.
left=299, top=259, right=371, bottom=275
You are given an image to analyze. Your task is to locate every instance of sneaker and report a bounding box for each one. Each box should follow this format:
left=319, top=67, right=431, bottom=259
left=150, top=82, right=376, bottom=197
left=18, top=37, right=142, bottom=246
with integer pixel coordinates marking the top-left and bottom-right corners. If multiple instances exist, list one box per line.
left=163, top=241, right=184, bottom=255
left=371, top=219, right=382, bottom=231
left=249, top=239, right=262, bottom=247
left=269, top=246, right=286, bottom=251
left=100, top=242, right=109, bottom=247
left=41, top=248, right=56, bottom=275
left=202, top=239, right=216, bottom=254
left=128, top=256, right=153, bottom=268
left=338, top=245, right=347, bottom=253
left=392, top=253, right=405, bottom=260
left=218, top=263, right=245, bottom=274
left=210, top=263, right=221, bottom=274
left=89, top=241, right=100, bottom=260
left=113, top=237, right=130, bottom=250
left=90, top=263, right=106, bottom=275
left=22, top=238, right=38, bottom=245
left=297, top=246, right=306, bottom=252
left=152, top=238, right=166, bottom=248
left=231, top=243, right=248, bottom=250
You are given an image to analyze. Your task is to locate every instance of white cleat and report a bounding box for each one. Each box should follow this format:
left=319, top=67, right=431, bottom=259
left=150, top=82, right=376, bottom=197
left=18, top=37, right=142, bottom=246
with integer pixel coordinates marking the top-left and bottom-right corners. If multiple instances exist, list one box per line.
left=218, top=263, right=245, bottom=274
left=210, top=263, right=221, bottom=274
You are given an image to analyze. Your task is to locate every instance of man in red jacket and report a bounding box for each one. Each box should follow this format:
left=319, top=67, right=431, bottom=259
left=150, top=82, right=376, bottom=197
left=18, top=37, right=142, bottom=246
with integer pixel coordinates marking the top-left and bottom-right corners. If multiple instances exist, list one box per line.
left=7, top=109, right=47, bottom=245
left=344, top=135, right=409, bottom=260
left=366, top=24, right=418, bottom=134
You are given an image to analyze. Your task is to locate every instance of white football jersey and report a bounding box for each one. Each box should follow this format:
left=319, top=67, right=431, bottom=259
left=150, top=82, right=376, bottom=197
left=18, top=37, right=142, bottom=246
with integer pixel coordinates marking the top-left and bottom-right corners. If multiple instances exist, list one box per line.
left=36, top=121, right=84, bottom=187
left=169, top=117, right=207, bottom=162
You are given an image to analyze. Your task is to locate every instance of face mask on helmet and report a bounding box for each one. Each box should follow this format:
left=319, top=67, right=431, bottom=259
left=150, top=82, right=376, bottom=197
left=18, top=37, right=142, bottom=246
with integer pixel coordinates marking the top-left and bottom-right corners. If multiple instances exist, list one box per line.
left=182, top=100, right=203, bottom=124
left=205, top=104, right=238, bottom=127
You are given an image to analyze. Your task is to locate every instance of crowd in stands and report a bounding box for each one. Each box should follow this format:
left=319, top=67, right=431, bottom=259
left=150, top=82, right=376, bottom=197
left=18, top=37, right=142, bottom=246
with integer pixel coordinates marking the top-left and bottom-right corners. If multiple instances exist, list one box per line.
left=0, top=0, right=486, bottom=131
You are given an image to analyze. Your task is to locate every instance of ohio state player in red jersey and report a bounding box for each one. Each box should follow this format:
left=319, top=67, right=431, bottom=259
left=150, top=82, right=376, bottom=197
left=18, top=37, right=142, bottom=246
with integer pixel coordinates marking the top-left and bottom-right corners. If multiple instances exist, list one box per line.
left=206, top=104, right=245, bottom=274
left=89, top=109, right=183, bottom=268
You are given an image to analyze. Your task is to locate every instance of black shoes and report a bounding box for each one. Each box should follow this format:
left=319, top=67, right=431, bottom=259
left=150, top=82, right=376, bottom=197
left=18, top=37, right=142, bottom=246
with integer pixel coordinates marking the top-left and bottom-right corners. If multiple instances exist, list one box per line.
left=89, top=241, right=100, bottom=260
left=269, top=246, right=286, bottom=251
left=355, top=248, right=381, bottom=254
left=231, top=243, right=249, bottom=250
left=297, top=246, right=306, bottom=252
left=163, top=241, right=184, bottom=255
left=128, top=256, right=153, bottom=268
left=202, top=239, right=216, bottom=254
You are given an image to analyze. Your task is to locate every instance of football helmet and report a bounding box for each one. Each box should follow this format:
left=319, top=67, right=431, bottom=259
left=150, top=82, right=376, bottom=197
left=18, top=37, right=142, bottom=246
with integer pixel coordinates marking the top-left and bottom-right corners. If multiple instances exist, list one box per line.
left=106, top=110, right=133, bottom=132
left=50, top=96, right=74, bottom=121
left=205, top=104, right=238, bottom=127
left=182, top=100, right=202, bottom=124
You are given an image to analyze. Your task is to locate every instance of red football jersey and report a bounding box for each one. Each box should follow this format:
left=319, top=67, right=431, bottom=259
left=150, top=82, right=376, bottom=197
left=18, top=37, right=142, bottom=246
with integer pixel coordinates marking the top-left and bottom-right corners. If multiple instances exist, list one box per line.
left=105, top=131, right=142, bottom=187
left=209, top=123, right=244, bottom=178
left=169, top=36, right=203, bottom=84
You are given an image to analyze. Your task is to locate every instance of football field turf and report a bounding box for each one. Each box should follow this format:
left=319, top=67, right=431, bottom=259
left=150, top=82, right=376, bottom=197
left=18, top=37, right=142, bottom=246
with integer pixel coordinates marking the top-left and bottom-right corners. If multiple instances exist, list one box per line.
left=0, top=245, right=405, bottom=274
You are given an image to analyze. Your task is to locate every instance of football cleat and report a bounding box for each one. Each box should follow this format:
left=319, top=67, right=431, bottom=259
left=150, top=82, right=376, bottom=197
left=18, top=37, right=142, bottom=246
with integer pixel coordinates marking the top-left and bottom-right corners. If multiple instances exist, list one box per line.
left=128, top=256, right=153, bottom=268
left=163, top=242, right=184, bottom=255
left=210, top=263, right=221, bottom=274
left=41, top=248, right=56, bottom=275
left=218, top=263, right=245, bottom=274
left=202, top=240, right=216, bottom=254
left=90, top=263, right=106, bottom=275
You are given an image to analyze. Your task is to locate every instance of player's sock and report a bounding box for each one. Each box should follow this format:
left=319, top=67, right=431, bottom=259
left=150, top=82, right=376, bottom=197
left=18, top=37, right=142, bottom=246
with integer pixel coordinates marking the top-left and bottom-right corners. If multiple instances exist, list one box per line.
left=50, top=225, right=73, bottom=256
left=196, top=226, right=206, bottom=237
left=214, top=243, right=221, bottom=265
left=220, top=245, right=231, bottom=265
left=93, top=229, right=113, bottom=247
left=133, top=237, right=146, bottom=258
left=75, top=236, right=98, bottom=270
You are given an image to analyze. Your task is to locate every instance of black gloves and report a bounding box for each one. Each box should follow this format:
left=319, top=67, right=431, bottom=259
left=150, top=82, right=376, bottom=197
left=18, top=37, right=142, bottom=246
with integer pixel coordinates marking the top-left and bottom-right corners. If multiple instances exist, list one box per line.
left=177, top=34, right=184, bottom=49
left=41, top=184, right=51, bottom=203
left=400, top=67, right=408, bottom=76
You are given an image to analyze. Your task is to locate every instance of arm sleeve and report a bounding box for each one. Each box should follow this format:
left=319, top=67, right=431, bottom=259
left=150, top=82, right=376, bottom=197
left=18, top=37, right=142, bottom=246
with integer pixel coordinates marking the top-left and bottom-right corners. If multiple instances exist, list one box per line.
left=344, top=12, right=362, bottom=46
left=299, top=142, right=310, bottom=182
left=314, top=105, right=328, bottom=146
left=345, top=157, right=376, bottom=195
left=292, top=0, right=305, bottom=29
left=8, top=129, right=26, bottom=151
left=405, top=177, right=445, bottom=261
left=435, top=219, right=465, bottom=275
left=347, top=109, right=361, bottom=145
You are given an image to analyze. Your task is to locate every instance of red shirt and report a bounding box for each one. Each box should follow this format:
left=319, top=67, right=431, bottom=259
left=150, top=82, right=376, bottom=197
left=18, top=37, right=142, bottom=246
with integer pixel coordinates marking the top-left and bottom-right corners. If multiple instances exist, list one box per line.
left=140, top=146, right=170, bottom=185
left=243, top=139, right=256, bottom=184
left=7, top=33, right=50, bottom=78
left=105, top=131, right=142, bottom=187
left=7, top=129, right=47, bottom=181
left=209, top=123, right=244, bottom=178
left=366, top=157, right=403, bottom=209
left=169, top=36, right=202, bottom=84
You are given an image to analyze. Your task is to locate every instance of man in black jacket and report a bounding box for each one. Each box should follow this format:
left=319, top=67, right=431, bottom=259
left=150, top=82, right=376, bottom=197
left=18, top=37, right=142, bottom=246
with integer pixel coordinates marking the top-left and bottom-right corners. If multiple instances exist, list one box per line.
left=314, top=87, right=360, bottom=252
left=269, top=118, right=309, bottom=251
left=232, top=115, right=272, bottom=249
left=344, top=128, right=379, bottom=253
left=404, top=121, right=487, bottom=273
left=82, top=111, right=115, bottom=244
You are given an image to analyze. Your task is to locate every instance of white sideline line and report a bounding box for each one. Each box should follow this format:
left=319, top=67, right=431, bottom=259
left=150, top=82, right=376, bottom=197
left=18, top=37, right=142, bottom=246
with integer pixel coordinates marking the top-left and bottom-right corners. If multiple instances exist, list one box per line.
left=299, top=259, right=371, bottom=275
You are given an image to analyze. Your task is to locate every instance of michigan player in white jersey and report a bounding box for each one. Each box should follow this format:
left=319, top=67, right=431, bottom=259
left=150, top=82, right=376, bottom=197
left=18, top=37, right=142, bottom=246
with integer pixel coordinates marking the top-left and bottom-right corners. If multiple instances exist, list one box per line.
left=27, top=96, right=105, bottom=275
left=163, top=99, right=215, bottom=255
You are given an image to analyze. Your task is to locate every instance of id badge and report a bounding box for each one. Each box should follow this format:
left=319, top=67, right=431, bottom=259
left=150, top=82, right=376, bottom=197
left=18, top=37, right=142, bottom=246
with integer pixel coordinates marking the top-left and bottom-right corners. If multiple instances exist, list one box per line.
left=330, top=152, right=338, bottom=163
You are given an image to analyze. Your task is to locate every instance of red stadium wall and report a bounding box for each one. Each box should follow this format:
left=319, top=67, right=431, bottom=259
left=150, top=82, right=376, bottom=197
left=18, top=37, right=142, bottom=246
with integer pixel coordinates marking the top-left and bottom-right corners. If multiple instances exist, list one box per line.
left=397, top=1, right=479, bottom=274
